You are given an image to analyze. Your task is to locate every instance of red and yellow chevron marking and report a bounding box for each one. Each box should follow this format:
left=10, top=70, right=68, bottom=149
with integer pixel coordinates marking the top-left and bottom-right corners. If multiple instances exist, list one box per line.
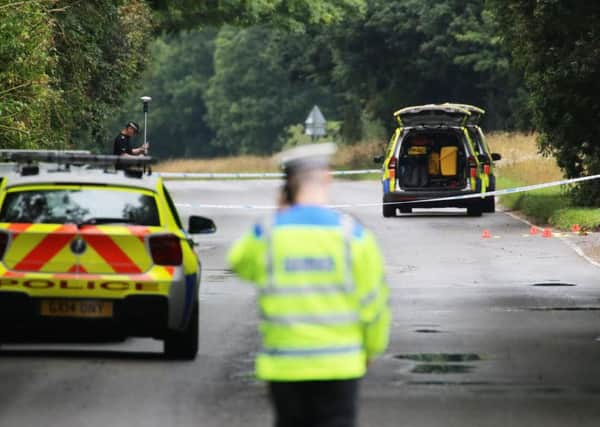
left=0, top=223, right=155, bottom=274
left=80, top=226, right=147, bottom=274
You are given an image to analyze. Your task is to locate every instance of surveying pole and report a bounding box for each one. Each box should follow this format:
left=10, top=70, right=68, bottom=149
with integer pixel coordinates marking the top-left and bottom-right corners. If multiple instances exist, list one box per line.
left=140, top=96, right=152, bottom=155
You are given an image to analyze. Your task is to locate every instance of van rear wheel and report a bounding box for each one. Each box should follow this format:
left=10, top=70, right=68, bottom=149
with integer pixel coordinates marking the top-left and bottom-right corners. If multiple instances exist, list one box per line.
left=483, top=196, right=495, bottom=213
left=383, top=203, right=396, bottom=217
left=467, top=204, right=483, bottom=217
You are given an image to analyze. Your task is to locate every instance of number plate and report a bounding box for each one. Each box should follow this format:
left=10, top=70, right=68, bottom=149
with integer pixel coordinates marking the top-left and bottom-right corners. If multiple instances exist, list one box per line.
left=40, top=300, right=113, bottom=318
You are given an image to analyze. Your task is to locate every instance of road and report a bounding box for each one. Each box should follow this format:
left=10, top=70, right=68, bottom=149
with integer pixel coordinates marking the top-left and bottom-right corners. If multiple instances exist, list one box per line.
left=1, top=179, right=600, bottom=427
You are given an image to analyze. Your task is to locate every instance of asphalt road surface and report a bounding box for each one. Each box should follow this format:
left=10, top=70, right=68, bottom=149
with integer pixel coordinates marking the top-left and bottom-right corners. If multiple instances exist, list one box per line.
left=1, top=179, right=600, bottom=427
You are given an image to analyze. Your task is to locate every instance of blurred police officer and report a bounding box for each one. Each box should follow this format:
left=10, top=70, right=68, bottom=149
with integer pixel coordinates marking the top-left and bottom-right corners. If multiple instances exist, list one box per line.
left=113, top=121, right=148, bottom=156
left=228, top=143, right=390, bottom=427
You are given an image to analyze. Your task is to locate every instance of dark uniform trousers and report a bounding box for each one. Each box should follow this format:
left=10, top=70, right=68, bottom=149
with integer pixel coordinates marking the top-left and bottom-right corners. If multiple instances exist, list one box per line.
left=268, top=379, right=359, bottom=427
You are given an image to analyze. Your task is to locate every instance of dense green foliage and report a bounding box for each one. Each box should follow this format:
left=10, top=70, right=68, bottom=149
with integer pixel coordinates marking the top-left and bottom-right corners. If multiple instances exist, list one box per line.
left=288, top=0, right=529, bottom=141
left=111, top=0, right=530, bottom=158
left=6, top=0, right=597, bottom=201
left=108, top=29, right=217, bottom=158
left=0, top=2, right=60, bottom=148
left=0, top=0, right=152, bottom=150
left=149, top=0, right=366, bottom=30
left=490, top=1, right=600, bottom=205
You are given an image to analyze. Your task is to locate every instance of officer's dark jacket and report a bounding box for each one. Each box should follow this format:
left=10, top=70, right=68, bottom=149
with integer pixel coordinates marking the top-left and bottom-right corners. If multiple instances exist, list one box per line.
left=113, top=133, right=132, bottom=155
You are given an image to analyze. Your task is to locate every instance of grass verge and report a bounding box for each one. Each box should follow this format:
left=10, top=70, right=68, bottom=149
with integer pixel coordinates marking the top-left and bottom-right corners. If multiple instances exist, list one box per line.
left=492, top=132, right=600, bottom=230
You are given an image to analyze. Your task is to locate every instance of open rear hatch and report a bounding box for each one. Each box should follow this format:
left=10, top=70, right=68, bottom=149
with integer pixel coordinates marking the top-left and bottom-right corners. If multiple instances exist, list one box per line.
left=394, top=105, right=471, bottom=127
left=397, top=130, right=468, bottom=191
left=440, top=103, right=485, bottom=126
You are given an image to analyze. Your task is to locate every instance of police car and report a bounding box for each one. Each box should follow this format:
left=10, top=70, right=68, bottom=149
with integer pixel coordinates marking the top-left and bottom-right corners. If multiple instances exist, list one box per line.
left=0, top=151, right=216, bottom=359
left=375, top=104, right=495, bottom=217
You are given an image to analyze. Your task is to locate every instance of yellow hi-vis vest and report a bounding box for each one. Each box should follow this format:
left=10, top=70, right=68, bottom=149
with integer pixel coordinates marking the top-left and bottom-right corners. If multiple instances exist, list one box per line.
left=228, top=205, right=390, bottom=381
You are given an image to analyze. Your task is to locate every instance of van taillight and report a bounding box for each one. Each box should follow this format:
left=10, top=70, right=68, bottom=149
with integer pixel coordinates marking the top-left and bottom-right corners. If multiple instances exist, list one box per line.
left=0, top=233, right=7, bottom=259
left=149, top=234, right=183, bottom=265
left=468, top=156, right=477, bottom=178
left=388, top=157, right=397, bottom=179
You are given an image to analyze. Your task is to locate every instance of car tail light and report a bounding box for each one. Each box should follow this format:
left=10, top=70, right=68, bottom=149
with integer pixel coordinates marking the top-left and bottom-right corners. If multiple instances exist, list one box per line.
left=0, top=232, right=7, bottom=260
left=149, top=234, right=182, bottom=265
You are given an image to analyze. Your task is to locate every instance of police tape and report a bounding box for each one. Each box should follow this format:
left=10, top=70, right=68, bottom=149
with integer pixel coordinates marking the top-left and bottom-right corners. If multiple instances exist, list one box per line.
left=175, top=173, right=600, bottom=210
left=158, top=169, right=380, bottom=180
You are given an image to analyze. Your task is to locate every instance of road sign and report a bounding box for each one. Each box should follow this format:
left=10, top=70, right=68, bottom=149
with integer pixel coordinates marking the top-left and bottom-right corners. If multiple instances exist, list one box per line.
left=305, top=105, right=327, bottom=138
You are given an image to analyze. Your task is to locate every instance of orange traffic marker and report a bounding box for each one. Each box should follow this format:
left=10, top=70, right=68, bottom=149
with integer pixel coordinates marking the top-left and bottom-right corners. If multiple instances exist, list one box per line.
left=529, top=226, right=539, bottom=235
left=481, top=229, right=492, bottom=239
left=542, top=228, right=553, bottom=238
left=571, top=224, right=581, bottom=233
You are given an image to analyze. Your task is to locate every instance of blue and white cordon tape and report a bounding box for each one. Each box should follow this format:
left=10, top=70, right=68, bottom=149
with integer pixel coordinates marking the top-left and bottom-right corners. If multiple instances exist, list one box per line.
left=158, top=169, right=380, bottom=180
left=172, top=170, right=600, bottom=210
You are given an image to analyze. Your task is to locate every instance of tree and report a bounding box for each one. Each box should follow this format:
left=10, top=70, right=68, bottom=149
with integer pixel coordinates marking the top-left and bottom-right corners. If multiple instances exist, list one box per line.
left=294, top=0, right=528, bottom=140
left=55, top=0, right=153, bottom=150
left=204, top=26, right=337, bottom=155
left=149, top=0, right=366, bottom=30
left=107, top=29, right=218, bottom=158
left=0, top=0, right=153, bottom=150
left=490, top=0, right=600, bottom=204
left=0, top=1, right=60, bottom=148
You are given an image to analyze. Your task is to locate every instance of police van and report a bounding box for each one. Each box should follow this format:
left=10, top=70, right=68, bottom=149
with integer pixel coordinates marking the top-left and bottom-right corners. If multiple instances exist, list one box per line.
left=376, top=104, right=497, bottom=217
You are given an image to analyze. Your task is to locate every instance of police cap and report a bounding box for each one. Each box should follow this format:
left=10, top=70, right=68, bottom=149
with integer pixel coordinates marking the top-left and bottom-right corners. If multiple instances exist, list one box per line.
left=277, top=142, right=337, bottom=175
left=126, top=121, right=140, bottom=133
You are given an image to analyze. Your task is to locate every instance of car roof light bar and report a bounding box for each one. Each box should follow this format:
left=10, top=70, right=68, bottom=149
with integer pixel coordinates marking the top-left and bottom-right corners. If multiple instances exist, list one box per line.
left=0, top=150, right=154, bottom=168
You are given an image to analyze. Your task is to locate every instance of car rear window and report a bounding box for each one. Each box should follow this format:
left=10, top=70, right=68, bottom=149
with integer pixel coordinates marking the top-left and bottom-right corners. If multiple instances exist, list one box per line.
left=0, top=187, right=160, bottom=226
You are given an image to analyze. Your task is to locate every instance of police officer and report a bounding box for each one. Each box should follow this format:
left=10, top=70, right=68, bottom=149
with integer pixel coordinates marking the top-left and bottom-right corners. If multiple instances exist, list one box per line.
left=228, top=143, right=390, bottom=427
left=113, top=121, right=148, bottom=156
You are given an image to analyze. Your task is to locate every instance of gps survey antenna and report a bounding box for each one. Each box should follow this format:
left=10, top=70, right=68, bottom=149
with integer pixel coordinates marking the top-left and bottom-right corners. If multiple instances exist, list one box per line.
left=140, top=96, right=152, bottom=155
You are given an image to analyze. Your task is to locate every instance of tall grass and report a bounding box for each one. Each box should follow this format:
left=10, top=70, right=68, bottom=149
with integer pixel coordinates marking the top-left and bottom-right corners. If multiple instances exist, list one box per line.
left=486, top=132, right=563, bottom=184
left=156, top=140, right=385, bottom=172
left=488, top=132, right=600, bottom=230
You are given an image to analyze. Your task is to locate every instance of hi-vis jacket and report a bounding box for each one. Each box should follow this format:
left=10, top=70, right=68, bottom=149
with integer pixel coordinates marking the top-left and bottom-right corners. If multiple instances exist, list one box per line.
left=228, top=205, right=390, bottom=381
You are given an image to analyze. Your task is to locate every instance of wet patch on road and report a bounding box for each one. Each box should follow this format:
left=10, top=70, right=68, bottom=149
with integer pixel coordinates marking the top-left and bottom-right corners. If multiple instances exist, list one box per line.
left=407, top=380, right=493, bottom=386
left=387, top=265, right=418, bottom=274
left=395, top=353, right=484, bottom=375
left=526, top=306, right=600, bottom=311
left=204, top=269, right=236, bottom=282
left=411, top=364, right=474, bottom=374
left=531, top=282, right=576, bottom=287
left=395, top=353, right=483, bottom=363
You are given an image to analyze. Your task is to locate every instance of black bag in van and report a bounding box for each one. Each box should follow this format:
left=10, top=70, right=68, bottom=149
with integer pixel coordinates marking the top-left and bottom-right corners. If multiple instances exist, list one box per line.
left=398, top=157, right=429, bottom=188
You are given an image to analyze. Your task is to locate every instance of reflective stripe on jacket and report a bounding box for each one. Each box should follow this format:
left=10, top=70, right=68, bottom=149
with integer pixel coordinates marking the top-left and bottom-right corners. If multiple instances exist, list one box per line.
left=228, top=205, right=390, bottom=381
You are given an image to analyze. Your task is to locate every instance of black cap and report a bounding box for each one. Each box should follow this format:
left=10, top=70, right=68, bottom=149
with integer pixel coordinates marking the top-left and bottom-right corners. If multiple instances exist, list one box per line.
left=126, top=121, right=140, bottom=133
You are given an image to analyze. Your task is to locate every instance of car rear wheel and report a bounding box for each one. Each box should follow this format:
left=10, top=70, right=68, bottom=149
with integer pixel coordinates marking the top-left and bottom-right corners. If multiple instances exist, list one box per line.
left=383, top=203, right=396, bottom=218
left=467, top=204, right=483, bottom=217
left=399, top=207, right=412, bottom=214
left=164, top=302, right=198, bottom=360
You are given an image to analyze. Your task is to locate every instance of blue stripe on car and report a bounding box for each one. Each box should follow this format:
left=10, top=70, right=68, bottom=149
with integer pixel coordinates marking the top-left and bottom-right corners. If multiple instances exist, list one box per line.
left=181, top=273, right=197, bottom=329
